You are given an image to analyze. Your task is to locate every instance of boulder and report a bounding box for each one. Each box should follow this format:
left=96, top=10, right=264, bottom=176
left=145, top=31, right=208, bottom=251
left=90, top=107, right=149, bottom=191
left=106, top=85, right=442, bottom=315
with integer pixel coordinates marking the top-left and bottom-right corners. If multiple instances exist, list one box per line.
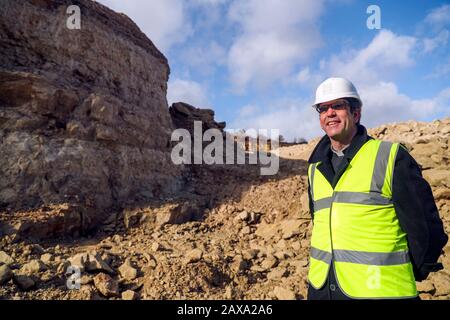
left=183, top=249, right=204, bottom=264
left=20, top=259, right=48, bottom=275
left=118, top=259, right=138, bottom=281
left=273, top=286, right=296, bottom=300
left=280, top=219, right=306, bottom=239
left=0, top=251, right=14, bottom=266
left=68, top=252, right=114, bottom=274
left=121, top=290, right=138, bottom=300
left=0, top=265, right=13, bottom=285
left=169, top=102, right=226, bottom=134
left=13, top=274, right=35, bottom=291
left=93, top=273, right=119, bottom=297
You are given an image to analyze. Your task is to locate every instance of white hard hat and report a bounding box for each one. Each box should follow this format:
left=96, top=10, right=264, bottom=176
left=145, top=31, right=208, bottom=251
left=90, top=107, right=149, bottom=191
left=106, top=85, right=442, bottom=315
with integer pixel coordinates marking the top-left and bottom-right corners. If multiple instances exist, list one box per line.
left=313, top=77, right=362, bottom=108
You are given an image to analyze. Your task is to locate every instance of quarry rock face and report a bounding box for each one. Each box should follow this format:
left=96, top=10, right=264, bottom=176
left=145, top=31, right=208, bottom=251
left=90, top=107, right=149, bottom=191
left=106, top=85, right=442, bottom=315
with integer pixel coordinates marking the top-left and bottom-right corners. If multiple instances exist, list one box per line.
left=169, top=102, right=226, bottom=134
left=0, top=0, right=183, bottom=235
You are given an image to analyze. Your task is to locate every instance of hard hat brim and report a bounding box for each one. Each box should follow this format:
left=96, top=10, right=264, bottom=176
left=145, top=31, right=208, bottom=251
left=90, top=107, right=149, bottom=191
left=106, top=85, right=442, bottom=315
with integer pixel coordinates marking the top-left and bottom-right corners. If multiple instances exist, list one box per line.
left=312, top=93, right=362, bottom=108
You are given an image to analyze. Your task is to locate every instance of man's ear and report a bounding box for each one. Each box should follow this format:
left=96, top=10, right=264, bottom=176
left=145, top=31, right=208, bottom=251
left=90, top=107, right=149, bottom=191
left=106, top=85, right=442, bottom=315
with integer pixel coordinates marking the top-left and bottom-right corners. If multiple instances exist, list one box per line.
left=353, top=108, right=361, bottom=123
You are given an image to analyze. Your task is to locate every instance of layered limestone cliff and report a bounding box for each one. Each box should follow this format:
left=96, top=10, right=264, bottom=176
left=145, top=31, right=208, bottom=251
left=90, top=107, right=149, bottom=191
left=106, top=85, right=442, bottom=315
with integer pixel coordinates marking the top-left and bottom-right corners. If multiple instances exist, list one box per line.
left=0, top=0, right=183, bottom=235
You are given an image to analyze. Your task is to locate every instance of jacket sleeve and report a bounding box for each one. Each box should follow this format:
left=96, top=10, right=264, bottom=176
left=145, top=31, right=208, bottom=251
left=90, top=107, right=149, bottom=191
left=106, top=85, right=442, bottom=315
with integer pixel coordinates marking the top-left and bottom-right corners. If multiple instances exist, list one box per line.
left=392, top=146, right=448, bottom=281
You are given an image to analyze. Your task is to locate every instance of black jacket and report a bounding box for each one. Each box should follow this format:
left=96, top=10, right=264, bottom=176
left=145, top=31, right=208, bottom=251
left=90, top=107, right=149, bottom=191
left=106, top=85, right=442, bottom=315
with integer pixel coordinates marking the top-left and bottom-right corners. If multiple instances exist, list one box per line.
left=307, top=125, right=448, bottom=300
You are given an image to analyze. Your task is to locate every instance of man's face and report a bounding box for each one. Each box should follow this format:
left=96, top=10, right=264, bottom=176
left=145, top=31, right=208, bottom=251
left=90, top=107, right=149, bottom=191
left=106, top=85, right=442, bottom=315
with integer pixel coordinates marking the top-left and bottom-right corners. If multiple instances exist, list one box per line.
left=318, top=99, right=361, bottom=141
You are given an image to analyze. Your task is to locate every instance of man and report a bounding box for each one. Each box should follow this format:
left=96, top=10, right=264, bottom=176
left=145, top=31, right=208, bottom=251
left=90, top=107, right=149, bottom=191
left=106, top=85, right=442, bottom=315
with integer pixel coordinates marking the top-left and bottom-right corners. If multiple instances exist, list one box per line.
left=306, top=77, right=448, bottom=300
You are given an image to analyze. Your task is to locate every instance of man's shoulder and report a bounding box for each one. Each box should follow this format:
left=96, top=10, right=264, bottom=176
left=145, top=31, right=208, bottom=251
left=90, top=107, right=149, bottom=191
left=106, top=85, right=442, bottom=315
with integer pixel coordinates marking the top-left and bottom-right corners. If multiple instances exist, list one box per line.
left=308, top=134, right=330, bottom=164
left=387, top=141, right=423, bottom=174
left=367, top=138, right=409, bottom=152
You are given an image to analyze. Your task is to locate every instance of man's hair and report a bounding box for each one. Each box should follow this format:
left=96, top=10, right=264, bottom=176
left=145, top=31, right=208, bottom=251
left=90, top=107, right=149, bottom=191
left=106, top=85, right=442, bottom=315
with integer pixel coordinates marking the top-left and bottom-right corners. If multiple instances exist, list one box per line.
left=345, top=98, right=362, bottom=125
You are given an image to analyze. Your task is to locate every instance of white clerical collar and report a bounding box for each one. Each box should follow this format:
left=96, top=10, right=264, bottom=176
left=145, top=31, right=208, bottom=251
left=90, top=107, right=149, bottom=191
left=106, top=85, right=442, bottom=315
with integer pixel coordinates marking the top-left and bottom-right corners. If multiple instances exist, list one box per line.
left=330, top=144, right=350, bottom=157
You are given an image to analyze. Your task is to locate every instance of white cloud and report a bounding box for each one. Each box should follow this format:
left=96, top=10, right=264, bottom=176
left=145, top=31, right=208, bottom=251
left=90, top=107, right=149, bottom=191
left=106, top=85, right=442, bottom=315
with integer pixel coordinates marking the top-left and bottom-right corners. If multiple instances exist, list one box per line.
left=295, top=67, right=312, bottom=84
left=186, top=0, right=230, bottom=32
left=359, top=82, right=437, bottom=127
left=237, top=104, right=259, bottom=117
left=422, top=29, right=449, bottom=53
left=189, top=0, right=230, bottom=6
left=226, top=0, right=324, bottom=93
left=167, top=79, right=210, bottom=108
left=432, top=87, right=450, bottom=118
left=424, top=4, right=450, bottom=29
left=231, top=99, right=320, bottom=141
left=292, top=67, right=324, bottom=89
left=231, top=27, right=449, bottom=141
left=419, top=4, right=450, bottom=54
left=326, top=30, right=416, bottom=85
left=180, top=41, right=227, bottom=76
left=97, top=0, right=192, bottom=52
left=228, top=0, right=323, bottom=32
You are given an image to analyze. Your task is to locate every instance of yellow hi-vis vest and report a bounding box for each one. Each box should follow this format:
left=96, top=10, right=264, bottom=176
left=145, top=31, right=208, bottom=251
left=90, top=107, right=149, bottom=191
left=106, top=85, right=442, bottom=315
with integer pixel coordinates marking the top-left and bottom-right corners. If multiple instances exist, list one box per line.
left=307, top=139, right=418, bottom=299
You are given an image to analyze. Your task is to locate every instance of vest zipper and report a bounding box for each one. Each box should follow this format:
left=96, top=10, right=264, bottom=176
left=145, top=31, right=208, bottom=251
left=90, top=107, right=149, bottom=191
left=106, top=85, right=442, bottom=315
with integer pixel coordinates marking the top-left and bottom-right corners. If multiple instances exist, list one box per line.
left=329, top=191, right=336, bottom=258
left=328, top=190, right=336, bottom=297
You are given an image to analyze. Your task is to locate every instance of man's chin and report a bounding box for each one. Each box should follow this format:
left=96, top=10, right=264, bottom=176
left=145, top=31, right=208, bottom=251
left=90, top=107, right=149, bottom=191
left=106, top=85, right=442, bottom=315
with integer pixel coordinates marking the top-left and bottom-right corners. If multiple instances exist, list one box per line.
left=325, top=129, right=343, bottom=139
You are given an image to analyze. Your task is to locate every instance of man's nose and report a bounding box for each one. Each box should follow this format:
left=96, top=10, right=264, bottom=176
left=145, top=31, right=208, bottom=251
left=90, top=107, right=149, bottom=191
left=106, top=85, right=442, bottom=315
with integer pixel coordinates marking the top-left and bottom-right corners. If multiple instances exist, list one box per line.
left=325, top=106, right=336, bottom=116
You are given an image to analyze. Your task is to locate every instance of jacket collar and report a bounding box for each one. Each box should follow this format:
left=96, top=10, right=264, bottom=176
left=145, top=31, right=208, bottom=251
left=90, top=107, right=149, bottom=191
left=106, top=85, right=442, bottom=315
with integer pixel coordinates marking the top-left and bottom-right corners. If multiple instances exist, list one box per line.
left=308, top=124, right=373, bottom=187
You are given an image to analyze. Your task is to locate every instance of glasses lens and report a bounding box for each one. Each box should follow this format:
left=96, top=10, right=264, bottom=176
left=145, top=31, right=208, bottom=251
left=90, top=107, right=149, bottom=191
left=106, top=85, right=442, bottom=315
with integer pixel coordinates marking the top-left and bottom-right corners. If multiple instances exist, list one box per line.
left=317, top=105, right=328, bottom=113
left=317, top=101, right=348, bottom=113
left=332, top=102, right=347, bottom=110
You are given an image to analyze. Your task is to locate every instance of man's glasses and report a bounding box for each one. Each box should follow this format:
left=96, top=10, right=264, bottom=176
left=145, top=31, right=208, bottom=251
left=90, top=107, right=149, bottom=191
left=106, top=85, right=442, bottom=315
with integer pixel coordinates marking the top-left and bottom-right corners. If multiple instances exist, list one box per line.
left=316, top=101, right=349, bottom=114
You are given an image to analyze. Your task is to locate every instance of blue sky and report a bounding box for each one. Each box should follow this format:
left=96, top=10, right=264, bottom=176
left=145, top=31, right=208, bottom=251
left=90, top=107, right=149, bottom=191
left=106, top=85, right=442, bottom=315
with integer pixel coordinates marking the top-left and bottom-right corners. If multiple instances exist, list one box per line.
left=98, top=0, right=450, bottom=140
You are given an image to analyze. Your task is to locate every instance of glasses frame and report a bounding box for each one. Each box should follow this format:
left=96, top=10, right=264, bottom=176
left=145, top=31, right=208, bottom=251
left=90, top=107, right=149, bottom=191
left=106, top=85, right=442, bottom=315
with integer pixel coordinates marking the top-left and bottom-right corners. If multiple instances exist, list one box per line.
left=316, top=100, right=350, bottom=114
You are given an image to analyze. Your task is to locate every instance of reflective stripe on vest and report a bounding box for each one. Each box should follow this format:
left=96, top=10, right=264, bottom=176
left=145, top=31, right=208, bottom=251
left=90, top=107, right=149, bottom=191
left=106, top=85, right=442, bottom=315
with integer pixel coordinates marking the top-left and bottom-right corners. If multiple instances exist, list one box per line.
left=307, top=140, right=417, bottom=299
left=311, top=247, right=410, bottom=266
